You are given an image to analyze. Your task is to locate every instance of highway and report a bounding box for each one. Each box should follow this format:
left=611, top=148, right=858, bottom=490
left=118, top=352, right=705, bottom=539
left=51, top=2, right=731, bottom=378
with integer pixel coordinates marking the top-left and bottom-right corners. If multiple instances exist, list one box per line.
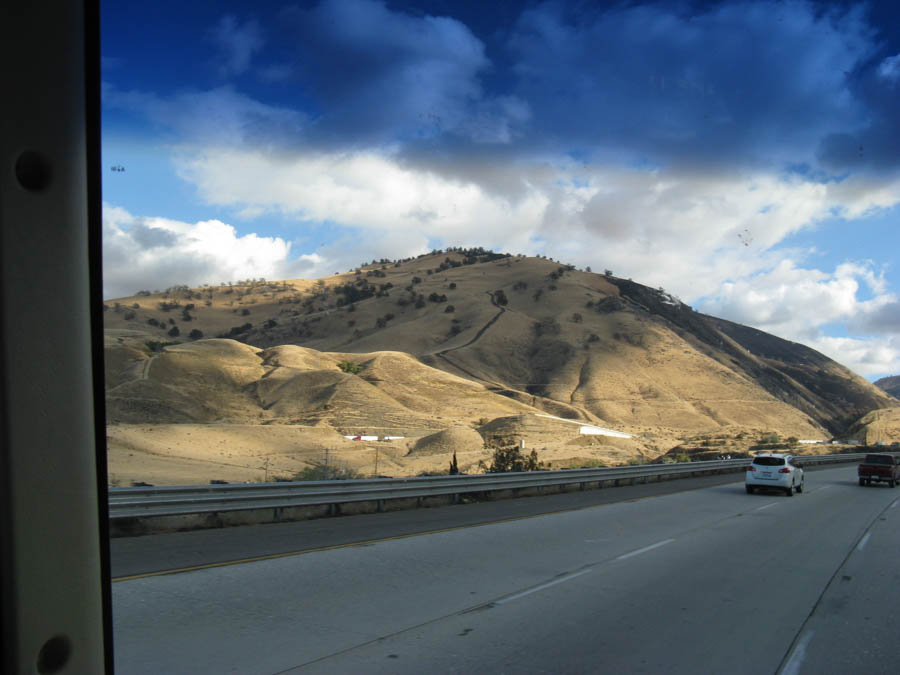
left=112, top=465, right=900, bottom=674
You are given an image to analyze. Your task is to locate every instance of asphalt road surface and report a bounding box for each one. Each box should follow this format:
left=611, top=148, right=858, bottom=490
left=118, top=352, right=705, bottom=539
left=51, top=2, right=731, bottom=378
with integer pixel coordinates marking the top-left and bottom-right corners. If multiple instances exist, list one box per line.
left=112, top=465, right=900, bottom=674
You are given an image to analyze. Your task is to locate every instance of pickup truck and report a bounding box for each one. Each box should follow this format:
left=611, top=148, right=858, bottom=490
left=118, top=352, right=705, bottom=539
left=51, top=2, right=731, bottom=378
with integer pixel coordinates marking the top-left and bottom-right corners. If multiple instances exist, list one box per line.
left=858, top=454, right=900, bottom=487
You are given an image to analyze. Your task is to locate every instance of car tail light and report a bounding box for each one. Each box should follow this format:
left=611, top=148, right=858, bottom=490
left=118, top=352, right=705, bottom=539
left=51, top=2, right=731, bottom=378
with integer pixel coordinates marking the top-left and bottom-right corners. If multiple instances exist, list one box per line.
left=746, top=466, right=756, bottom=471
left=779, top=467, right=791, bottom=473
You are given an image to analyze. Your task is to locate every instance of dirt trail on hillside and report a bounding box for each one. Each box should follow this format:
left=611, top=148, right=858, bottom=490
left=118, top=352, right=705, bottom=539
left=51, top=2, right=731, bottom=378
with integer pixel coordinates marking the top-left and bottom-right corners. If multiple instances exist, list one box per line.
left=436, top=291, right=506, bottom=357
left=433, top=290, right=509, bottom=386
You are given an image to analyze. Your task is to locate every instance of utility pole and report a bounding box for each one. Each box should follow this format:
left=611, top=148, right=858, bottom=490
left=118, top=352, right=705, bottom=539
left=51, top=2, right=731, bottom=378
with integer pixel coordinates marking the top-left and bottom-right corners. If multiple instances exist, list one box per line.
left=374, top=446, right=379, bottom=477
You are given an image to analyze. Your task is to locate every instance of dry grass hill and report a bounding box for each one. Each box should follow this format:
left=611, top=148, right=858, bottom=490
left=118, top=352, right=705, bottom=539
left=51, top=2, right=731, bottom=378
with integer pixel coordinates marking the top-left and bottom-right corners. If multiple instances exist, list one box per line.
left=104, top=249, right=898, bottom=485
left=875, top=375, right=900, bottom=400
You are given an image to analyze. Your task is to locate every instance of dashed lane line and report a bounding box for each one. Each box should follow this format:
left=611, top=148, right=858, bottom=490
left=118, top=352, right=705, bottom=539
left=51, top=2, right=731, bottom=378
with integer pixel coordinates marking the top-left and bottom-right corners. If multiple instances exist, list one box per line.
left=494, top=569, right=593, bottom=605
left=780, top=630, right=814, bottom=675
left=615, top=538, right=675, bottom=561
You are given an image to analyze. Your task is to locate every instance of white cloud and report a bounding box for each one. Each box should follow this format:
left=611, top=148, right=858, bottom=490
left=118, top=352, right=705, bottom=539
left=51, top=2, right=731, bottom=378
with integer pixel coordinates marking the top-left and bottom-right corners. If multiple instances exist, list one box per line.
left=810, top=336, right=900, bottom=378
left=175, top=147, right=548, bottom=254
left=173, top=145, right=900, bottom=305
left=104, top=204, right=306, bottom=298
left=698, top=260, right=896, bottom=340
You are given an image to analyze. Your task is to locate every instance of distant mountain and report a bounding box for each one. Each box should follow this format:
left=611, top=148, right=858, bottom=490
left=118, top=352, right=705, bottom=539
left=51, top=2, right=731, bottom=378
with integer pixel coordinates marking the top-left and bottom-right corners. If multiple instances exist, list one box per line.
left=874, top=375, right=900, bottom=400
left=105, top=250, right=895, bottom=443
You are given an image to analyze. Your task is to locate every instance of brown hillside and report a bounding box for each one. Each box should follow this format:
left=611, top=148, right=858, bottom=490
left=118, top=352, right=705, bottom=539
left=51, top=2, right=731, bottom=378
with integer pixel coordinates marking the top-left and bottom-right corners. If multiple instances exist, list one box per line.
left=874, top=375, right=900, bottom=400
left=103, top=250, right=897, bottom=483
left=845, top=408, right=900, bottom=445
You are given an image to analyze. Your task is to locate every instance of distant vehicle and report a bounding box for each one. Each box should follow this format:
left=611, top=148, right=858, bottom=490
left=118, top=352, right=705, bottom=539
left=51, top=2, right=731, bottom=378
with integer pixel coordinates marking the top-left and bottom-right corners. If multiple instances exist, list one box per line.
left=857, top=454, right=900, bottom=487
left=745, top=453, right=804, bottom=496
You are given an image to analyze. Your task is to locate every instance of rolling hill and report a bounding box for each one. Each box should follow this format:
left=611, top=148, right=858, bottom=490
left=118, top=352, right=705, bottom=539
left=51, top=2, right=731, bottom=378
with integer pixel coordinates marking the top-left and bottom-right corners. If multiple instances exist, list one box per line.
left=103, top=250, right=898, bottom=484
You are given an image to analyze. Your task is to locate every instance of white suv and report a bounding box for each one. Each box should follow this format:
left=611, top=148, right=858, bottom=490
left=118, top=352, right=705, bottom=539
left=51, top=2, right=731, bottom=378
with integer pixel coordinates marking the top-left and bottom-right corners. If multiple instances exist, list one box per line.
left=745, top=453, right=804, bottom=496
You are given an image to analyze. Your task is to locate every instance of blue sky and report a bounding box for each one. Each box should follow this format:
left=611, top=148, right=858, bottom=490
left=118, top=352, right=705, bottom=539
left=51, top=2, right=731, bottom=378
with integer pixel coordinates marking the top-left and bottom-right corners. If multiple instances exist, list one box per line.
left=101, top=0, right=900, bottom=380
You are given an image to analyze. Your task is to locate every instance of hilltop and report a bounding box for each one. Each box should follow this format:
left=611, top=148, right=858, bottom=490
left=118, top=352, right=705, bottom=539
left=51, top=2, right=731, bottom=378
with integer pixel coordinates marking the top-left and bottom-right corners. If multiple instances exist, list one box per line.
left=103, top=250, right=898, bottom=484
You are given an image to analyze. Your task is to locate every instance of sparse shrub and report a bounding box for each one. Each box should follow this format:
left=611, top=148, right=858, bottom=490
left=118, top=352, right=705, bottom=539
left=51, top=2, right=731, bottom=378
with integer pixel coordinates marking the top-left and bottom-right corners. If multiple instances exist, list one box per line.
left=571, top=312, right=583, bottom=323
left=147, top=318, right=160, bottom=327
left=219, top=323, right=252, bottom=337
left=415, top=298, right=426, bottom=309
left=479, top=446, right=543, bottom=473
left=494, top=289, right=508, bottom=306
left=513, top=280, right=528, bottom=291
left=167, top=326, right=180, bottom=337
left=294, top=461, right=360, bottom=481
left=338, top=360, right=363, bottom=375
left=189, top=329, right=203, bottom=339
left=449, top=282, right=457, bottom=289
left=241, top=308, right=250, bottom=316
left=263, top=319, right=277, bottom=329
left=444, top=305, right=455, bottom=313
left=123, top=310, right=136, bottom=320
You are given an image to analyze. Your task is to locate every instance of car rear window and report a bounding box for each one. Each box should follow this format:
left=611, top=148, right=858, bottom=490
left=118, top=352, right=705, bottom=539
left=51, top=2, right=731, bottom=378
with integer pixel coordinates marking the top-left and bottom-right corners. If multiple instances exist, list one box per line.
left=754, top=457, right=785, bottom=466
left=864, top=455, right=893, bottom=465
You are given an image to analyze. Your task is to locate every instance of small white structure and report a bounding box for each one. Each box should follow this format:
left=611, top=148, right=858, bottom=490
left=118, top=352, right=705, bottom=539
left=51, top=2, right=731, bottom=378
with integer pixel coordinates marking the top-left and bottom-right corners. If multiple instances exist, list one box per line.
left=534, top=413, right=633, bottom=439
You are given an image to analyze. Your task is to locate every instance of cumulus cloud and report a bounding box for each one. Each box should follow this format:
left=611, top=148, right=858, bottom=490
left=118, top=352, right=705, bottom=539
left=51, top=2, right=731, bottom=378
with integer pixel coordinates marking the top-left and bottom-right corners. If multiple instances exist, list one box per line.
left=698, top=260, right=896, bottom=339
left=102, top=203, right=439, bottom=299
left=211, top=15, right=264, bottom=77
left=173, top=144, right=898, bottom=301
left=104, top=204, right=310, bottom=298
left=810, top=336, right=900, bottom=378
left=698, top=260, right=900, bottom=377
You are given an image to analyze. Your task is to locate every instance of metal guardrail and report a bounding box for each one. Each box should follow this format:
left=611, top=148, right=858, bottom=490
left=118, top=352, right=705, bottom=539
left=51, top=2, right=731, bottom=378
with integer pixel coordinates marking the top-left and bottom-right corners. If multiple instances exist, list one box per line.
left=108, top=452, right=869, bottom=520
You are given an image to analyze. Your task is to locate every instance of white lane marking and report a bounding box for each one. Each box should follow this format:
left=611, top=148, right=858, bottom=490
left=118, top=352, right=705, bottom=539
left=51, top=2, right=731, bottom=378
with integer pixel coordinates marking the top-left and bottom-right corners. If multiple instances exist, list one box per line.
left=811, top=485, right=831, bottom=493
left=891, top=499, right=899, bottom=509
left=781, top=630, right=814, bottom=675
left=756, top=502, right=779, bottom=511
left=857, top=533, right=871, bottom=552
left=494, top=569, right=593, bottom=605
left=615, top=538, right=675, bottom=561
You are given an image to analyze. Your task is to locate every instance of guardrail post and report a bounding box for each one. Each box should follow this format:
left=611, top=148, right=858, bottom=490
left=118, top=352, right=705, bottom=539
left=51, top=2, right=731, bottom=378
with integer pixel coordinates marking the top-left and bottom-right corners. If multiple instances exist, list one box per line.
left=377, top=500, right=385, bottom=513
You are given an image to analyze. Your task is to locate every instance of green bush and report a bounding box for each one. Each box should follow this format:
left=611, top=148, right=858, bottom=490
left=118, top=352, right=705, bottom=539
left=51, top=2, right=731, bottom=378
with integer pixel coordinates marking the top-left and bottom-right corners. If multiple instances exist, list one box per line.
left=479, top=446, right=543, bottom=473
left=338, top=360, right=363, bottom=374
left=294, top=461, right=360, bottom=481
